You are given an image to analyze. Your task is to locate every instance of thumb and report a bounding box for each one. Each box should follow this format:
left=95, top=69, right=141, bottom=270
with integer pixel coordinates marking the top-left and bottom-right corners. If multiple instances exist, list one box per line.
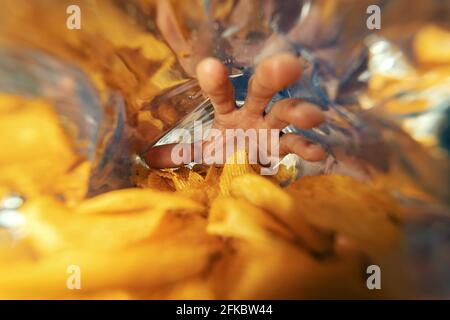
left=143, top=143, right=195, bottom=169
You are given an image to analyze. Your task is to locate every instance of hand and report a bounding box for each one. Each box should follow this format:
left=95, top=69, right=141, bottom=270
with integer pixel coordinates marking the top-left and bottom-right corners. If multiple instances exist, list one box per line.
left=145, top=53, right=326, bottom=169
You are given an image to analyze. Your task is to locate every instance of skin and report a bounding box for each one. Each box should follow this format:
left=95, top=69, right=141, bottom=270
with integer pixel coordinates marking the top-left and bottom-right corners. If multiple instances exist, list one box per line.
left=145, top=53, right=326, bottom=169
left=147, top=1, right=326, bottom=169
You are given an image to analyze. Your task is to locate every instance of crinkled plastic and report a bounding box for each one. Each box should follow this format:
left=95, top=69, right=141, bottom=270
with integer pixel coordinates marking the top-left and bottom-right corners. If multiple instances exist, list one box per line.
left=150, top=0, right=450, bottom=203
left=0, top=0, right=449, bottom=297
left=0, top=47, right=133, bottom=195
left=146, top=0, right=450, bottom=297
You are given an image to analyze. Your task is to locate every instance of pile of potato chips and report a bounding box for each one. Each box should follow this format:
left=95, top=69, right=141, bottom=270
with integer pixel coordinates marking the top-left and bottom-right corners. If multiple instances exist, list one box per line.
left=1, top=0, right=449, bottom=300
left=0, top=92, right=411, bottom=299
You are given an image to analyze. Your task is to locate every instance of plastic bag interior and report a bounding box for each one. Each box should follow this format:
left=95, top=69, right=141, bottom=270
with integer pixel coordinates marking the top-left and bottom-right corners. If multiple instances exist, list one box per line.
left=0, top=0, right=449, bottom=299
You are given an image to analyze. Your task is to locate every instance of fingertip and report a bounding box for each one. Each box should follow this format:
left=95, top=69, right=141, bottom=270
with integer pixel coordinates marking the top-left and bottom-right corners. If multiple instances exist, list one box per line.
left=291, top=104, right=325, bottom=129
left=257, top=53, right=303, bottom=90
left=196, top=57, right=223, bottom=75
left=280, top=134, right=327, bottom=162
left=196, top=58, right=229, bottom=92
left=144, top=144, right=188, bottom=169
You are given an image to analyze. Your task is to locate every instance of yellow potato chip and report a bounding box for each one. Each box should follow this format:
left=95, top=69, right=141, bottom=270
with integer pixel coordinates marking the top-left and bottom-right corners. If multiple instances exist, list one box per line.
left=231, top=174, right=333, bottom=254
left=0, top=0, right=418, bottom=300
left=0, top=241, right=221, bottom=299
left=289, top=175, right=403, bottom=257
left=75, top=188, right=205, bottom=215
left=208, top=197, right=295, bottom=245
left=414, top=24, right=450, bottom=65
left=219, top=151, right=254, bottom=196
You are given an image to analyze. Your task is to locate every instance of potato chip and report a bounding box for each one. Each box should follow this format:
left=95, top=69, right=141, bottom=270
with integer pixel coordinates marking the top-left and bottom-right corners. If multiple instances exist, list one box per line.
left=414, top=24, right=450, bottom=65
left=0, top=241, right=221, bottom=299
left=289, top=175, right=403, bottom=257
left=145, top=170, right=175, bottom=191
left=219, top=151, right=254, bottom=196
left=227, top=241, right=381, bottom=299
left=231, top=174, right=334, bottom=254
left=208, top=197, right=295, bottom=244
left=75, top=188, right=205, bottom=215
left=0, top=0, right=419, bottom=300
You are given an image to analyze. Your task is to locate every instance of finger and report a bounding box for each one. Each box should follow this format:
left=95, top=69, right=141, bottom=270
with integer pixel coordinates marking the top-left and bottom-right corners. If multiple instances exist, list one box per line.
left=144, top=143, right=193, bottom=169
left=156, top=0, right=191, bottom=56
left=265, top=99, right=325, bottom=129
left=245, top=53, right=303, bottom=115
left=196, top=58, right=236, bottom=115
left=279, top=133, right=326, bottom=162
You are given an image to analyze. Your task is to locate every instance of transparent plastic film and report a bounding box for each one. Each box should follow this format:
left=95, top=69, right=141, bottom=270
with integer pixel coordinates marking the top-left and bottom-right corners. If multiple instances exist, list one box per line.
left=0, top=0, right=449, bottom=299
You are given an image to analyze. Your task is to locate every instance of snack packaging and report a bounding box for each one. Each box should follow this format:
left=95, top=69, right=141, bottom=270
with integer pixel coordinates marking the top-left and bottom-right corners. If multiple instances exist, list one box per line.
left=0, top=0, right=449, bottom=299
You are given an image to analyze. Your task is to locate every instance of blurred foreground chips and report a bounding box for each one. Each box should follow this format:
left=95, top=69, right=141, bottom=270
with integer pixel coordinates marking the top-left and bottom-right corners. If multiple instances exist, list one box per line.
left=5, top=4, right=449, bottom=300
left=0, top=94, right=409, bottom=299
